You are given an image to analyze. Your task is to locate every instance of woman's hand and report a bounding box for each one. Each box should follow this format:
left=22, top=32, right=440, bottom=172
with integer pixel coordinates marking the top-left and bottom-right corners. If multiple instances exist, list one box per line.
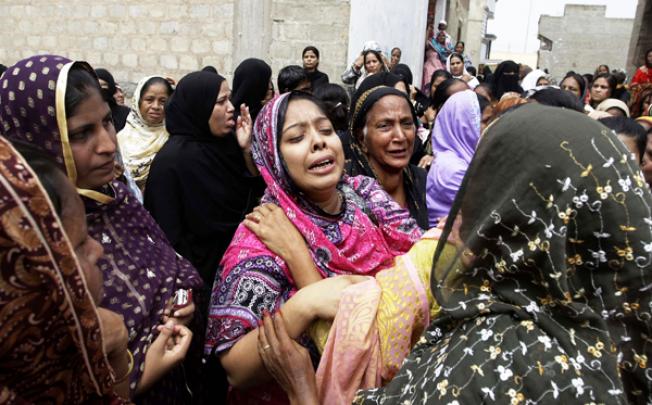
left=295, top=275, right=368, bottom=320
left=258, top=311, right=318, bottom=405
left=136, top=321, right=193, bottom=394
left=245, top=204, right=305, bottom=261
left=163, top=296, right=195, bottom=327
left=418, top=154, right=434, bottom=169
left=236, top=104, right=253, bottom=152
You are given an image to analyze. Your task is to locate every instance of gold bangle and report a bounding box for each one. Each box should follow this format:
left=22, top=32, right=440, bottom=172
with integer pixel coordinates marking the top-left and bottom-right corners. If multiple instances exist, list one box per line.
left=114, top=349, right=134, bottom=384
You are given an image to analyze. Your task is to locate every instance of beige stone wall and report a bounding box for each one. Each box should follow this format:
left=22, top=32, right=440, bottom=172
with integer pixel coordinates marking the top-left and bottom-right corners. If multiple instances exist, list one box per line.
left=268, top=0, right=350, bottom=88
left=0, top=0, right=236, bottom=96
left=0, top=0, right=351, bottom=98
left=537, top=5, right=634, bottom=80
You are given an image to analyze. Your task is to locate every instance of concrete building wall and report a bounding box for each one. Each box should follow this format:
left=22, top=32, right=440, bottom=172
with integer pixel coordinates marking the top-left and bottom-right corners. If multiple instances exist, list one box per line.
left=0, top=0, right=349, bottom=96
left=537, top=4, right=633, bottom=80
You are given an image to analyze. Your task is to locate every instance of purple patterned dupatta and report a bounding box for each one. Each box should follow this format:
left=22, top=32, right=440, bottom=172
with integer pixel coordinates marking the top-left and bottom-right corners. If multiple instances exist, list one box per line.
left=205, top=93, right=421, bottom=403
left=0, top=55, right=203, bottom=399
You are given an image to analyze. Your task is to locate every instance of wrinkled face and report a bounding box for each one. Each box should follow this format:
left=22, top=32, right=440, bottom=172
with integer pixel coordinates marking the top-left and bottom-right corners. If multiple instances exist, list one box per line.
left=454, top=43, right=464, bottom=54
left=450, top=56, right=464, bottom=76
left=560, top=77, right=581, bottom=99
left=279, top=98, right=344, bottom=202
left=138, top=82, right=169, bottom=126
left=209, top=80, right=236, bottom=137
left=590, top=77, right=611, bottom=103
left=67, top=88, right=117, bottom=190
left=641, top=133, right=652, bottom=186
left=365, top=53, right=381, bottom=74
left=59, top=174, right=104, bottom=304
left=391, top=49, right=401, bottom=66
left=303, top=50, right=318, bottom=71
left=360, top=95, right=415, bottom=174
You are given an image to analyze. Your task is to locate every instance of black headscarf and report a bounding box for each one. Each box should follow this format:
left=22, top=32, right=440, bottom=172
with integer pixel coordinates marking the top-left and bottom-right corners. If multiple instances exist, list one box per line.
left=145, top=71, right=265, bottom=283
left=231, top=58, right=272, bottom=122
left=490, top=60, right=523, bottom=99
left=94, top=68, right=130, bottom=131
left=347, top=86, right=428, bottom=229
left=355, top=104, right=650, bottom=404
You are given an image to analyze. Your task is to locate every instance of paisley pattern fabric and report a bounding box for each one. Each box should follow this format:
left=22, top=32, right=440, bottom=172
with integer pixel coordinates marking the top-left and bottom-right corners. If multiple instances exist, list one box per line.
left=205, top=93, right=421, bottom=404
left=0, top=136, right=118, bottom=404
left=0, top=55, right=203, bottom=401
left=355, top=104, right=651, bottom=404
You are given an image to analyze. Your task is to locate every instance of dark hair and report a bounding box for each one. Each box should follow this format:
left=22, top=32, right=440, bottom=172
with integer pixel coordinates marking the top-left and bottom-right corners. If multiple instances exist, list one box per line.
left=432, top=78, right=467, bottom=110
left=65, top=67, right=103, bottom=118
left=391, top=47, right=401, bottom=55
left=11, top=140, right=69, bottom=216
left=591, top=73, right=617, bottom=99
left=560, top=72, right=586, bottom=99
left=594, top=64, right=610, bottom=76
left=449, top=53, right=464, bottom=66
left=276, top=91, right=329, bottom=145
left=528, top=87, right=584, bottom=112
left=467, top=66, right=477, bottom=77
left=277, top=65, right=309, bottom=94
left=475, top=82, right=494, bottom=101
left=363, top=50, right=385, bottom=71
left=302, top=46, right=320, bottom=59
left=139, top=76, right=174, bottom=101
left=599, top=116, right=647, bottom=163
left=455, top=41, right=465, bottom=49
left=582, top=73, right=594, bottom=86
left=612, top=70, right=626, bottom=85
left=201, top=65, right=218, bottom=74
left=313, top=84, right=350, bottom=132
left=0, top=64, right=7, bottom=77
left=429, top=69, right=453, bottom=97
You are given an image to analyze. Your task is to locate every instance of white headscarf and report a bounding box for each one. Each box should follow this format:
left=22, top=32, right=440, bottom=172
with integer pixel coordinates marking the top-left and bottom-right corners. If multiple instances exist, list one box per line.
left=446, top=54, right=479, bottom=90
left=116, top=76, right=170, bottom=190
left=521, top=69, right=551, bottom=92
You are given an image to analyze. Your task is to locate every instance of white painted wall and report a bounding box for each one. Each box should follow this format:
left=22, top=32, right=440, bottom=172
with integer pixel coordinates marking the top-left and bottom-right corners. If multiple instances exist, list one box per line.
left=347, top=0, right=429, bottom=86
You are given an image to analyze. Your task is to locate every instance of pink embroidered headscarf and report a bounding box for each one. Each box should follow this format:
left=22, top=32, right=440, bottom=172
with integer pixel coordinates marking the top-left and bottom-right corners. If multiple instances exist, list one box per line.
left=205, top=92, right=421, bottom=404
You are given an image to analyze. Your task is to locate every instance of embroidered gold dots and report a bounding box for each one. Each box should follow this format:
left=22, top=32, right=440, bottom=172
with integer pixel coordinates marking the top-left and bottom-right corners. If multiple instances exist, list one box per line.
left=2, top=79, right=7, bottom=89
left=12, top=67, right=20, bottom=76
left=41, top=67, right=50, bottom=75
left=8, top=91, right=15, bottom=101
left=27, top=97, right=35, bottom=109
left=36, top=89, right=43, bottom=99
left=47, top=106, right=55, bottom=117
left=25, top=60, right=34, bottom=68
left=48, top=80, right=55, bottom=90
left=28, top=72, right=37, bottom=82
left=18, top=81, right=25, bottom=91
left=39, top=56, right=48, bottom=63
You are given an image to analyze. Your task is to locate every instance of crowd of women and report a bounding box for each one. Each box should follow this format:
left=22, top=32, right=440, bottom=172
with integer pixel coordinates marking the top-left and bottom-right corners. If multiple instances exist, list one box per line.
left=0, top=39, right=651, bottom=405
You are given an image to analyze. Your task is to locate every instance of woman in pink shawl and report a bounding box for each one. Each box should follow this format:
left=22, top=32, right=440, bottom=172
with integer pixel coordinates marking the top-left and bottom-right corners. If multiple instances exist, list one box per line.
left=205, top=92, right=421, bottom=404
left=426, top=90, right=485, bottom=226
